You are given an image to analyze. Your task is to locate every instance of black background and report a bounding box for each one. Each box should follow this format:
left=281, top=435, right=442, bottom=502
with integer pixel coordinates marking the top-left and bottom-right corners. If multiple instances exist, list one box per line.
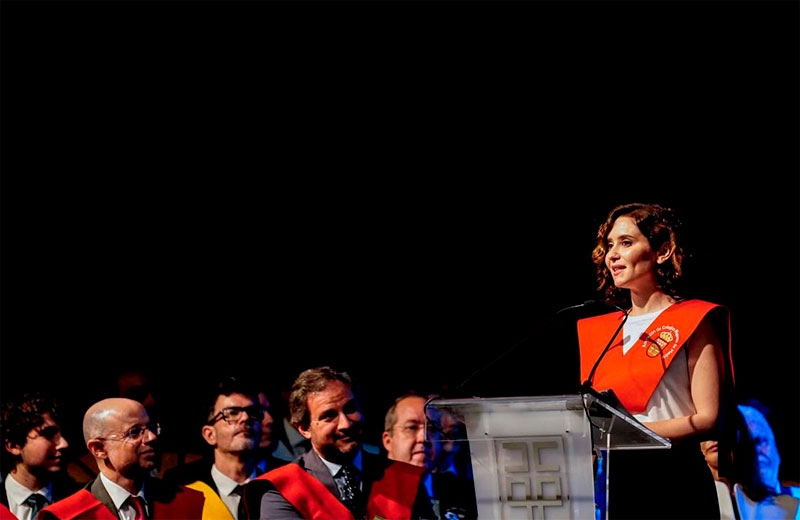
left=2, top=1, right=798, bottom=481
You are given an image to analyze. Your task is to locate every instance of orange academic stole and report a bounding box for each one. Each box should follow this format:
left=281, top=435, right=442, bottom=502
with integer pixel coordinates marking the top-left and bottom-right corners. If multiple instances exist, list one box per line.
left=577, top=299, right=726, bottom=413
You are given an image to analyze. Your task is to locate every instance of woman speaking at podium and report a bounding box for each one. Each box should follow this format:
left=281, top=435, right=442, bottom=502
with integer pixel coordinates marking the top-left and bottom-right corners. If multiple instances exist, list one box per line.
left=576, top=203, right=736, bottom=520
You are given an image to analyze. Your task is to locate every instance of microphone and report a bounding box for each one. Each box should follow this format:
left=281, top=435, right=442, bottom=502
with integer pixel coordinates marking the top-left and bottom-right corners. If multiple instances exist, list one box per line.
left=580, top=302, right=628, bottom=393
left=451, top=300, right=605, bottom=395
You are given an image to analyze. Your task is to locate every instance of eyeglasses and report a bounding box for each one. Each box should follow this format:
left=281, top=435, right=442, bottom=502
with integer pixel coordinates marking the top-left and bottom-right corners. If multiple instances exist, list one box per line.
left=98, top=423, right=160, bottom=443
left=391, top=423, right=425, bottom=438
left=207, top=406, right=264, bottom=425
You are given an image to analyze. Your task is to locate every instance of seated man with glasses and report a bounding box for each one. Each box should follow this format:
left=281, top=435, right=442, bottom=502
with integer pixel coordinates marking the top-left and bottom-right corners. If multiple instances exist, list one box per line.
left=0, top=391, right=82, bottom=520
left=163, top=376, right=264, bottom=520
left=38, top=397, right=204, bottom=519
left=382, top=391, right=477, bottom=520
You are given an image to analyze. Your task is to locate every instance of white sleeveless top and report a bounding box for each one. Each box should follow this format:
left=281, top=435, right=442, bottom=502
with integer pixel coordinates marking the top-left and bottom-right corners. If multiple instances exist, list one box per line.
left=623, top=308, right=696, bottom=422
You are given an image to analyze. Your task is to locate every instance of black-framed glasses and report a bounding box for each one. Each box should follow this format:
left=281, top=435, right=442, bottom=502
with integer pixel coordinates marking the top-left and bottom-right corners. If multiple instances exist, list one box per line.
left=98, top=423, right=160, bottom=444
left=207, top=406, right=263, bottom=425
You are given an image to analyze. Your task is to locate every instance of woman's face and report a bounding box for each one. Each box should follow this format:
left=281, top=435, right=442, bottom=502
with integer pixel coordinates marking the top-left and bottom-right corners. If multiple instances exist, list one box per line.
left=605, top=216, right=659, bottom=292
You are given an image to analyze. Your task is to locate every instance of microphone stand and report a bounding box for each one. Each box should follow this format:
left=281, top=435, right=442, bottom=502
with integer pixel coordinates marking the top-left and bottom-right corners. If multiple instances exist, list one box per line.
left=577, top=304, right=628, bottom=520
left=452, top=300, right=608, bottom=396
left=581, top=304, right=628, bottom=395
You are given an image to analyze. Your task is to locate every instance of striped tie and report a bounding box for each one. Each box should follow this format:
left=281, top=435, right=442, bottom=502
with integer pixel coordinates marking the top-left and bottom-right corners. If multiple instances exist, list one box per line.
left=25, top=494, right=49, bottom=519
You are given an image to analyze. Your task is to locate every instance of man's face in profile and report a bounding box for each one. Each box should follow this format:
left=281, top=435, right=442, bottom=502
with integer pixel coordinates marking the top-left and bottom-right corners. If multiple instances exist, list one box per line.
left=739, top=404, right=781, bottom=489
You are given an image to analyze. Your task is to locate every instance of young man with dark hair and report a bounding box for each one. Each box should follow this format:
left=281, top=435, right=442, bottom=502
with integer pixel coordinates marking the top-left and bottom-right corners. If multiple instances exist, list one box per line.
left=1, top=392, right=81, bottom=520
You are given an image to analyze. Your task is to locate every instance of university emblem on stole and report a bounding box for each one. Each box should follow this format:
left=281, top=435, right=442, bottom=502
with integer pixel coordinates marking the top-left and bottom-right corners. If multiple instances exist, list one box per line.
left=641, top=324, right=681, bottom=359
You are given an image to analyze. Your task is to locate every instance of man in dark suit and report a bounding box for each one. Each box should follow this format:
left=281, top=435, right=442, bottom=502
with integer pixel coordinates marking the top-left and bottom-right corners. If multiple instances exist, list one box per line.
left=243, top=367, right=434, bottom=520
left=382, top=391, right=478, bottom=520
left=0, top=392, right=82, bottom=519
left=163, top=375, right=290, bottom=520
left=37, top=397, right=204, bottom=519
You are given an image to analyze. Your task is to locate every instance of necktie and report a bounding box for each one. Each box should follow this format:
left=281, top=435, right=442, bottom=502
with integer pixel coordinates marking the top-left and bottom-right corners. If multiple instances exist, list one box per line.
left=233, top=484, right=247, bottom=520
left=337, top=464, right=363, bottom=519
left=127, top=495, right=147, bottom=520
left=25, top=494, right=49, bottom=520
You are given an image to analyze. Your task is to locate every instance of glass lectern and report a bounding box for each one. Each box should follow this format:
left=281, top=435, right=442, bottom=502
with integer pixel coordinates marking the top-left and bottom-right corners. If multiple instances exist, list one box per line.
left=425, top=393, right=670, bottom=520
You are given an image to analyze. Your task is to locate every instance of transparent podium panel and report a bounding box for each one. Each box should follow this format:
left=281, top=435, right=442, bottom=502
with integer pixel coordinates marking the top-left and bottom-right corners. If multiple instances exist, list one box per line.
left=425, top=394, right=671, bottom=520
left=425, top=395, right=596, bottom=520
left=581, top=388, right=671, bottom=450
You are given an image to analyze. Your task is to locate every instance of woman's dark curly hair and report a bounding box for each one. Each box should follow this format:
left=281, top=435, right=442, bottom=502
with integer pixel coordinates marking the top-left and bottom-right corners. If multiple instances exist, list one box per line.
left=592, top=203, right=686, bottom=307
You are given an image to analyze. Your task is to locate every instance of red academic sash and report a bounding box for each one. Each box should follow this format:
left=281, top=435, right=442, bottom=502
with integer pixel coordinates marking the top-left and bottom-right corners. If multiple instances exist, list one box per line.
left=151, top=486, right=205, bottom=519
left=366, top=461, right=425, bottom=520
left=578, top=299, right=729, bottom=413
left=0, top=503, right=17, bottom=520
left=38, top=490, right=117, bottom=520
left=256, top=464, right=355, bottom=520
left=256, top=460, right=425, bottom=520
left=38, top=486, right=205, bottom=520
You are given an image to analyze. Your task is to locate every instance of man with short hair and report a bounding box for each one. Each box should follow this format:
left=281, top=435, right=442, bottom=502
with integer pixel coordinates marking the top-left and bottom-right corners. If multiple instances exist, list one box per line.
left=1, top=392, right=81, bottom=520
left=38, top=397, right=204, bottom=519
left=383, top=392, right=477, bottom=520
left=187, top=376, right=264, bottom=520
left=244, top=367, right=434, bottom=520
left=382, top=392, right=433, bottom=469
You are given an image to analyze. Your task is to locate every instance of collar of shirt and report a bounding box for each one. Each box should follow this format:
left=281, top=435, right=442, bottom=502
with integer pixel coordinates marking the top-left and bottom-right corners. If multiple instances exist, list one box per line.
left=99, top=472, right=146, bottom=511
left=210, top=464, right=257, bottom=520
left=4, top=475, right=52, bottom=517
left=210, top=464, right=257, bottom=497
left=319, top=450, right=363, bottom=478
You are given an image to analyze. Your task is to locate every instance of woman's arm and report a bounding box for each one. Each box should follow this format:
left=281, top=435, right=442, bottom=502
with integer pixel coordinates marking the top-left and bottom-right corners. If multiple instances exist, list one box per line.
left=644, top=316, right=723, bottom=440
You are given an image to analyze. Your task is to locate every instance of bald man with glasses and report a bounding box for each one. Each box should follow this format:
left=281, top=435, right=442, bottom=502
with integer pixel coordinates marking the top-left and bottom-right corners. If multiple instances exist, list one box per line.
left=38, top=397, right=204, bottom=519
